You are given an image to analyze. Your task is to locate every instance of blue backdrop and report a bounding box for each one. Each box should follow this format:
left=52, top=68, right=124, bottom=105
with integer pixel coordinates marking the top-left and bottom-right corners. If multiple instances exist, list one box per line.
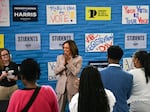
left=0, top=0, right=150, bottom=90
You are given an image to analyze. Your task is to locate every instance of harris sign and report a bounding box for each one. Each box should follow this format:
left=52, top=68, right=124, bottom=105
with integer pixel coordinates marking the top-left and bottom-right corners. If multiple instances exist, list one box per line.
left=13, top=5, right=38, bottom=21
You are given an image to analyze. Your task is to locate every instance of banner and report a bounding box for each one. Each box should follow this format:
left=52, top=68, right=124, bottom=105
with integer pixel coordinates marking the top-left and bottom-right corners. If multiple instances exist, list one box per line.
left=0, top=0, right=10, bottom=26
left=86, top=7, right=111, bottom=20
left=48, top=62, right=59, bottom=80
left=46, top=5, right=76, bottom=24
left=85, top=33, right=113, bottom=52
left=125, top=33, right=147, bottom=49
left=0, top=34, right=4, bottom=48
left=13, top=5, right=38, bottom=21
left=15, top=33, right=41, bottom=50
left=122, top=5, right=149, bottom=24
left=50, top=33, right=74, bottom=49
left=123, top=57, right=135, bottom=71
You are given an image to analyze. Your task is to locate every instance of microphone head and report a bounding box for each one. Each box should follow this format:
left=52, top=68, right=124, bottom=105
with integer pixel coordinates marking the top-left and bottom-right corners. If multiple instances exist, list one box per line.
left=5, top=67, right=9, bottom=72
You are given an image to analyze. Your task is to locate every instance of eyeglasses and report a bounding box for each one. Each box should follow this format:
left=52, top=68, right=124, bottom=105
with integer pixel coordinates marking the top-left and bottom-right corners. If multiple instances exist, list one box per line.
left=1, top=53, right=9, bottom=57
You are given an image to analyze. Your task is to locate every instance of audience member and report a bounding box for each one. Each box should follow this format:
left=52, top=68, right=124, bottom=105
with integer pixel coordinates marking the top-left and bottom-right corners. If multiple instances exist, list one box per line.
left=0, top=48, right=19, bottom=100
left=7, top=58, right=59, bottom=112
left=54, top=40, right=82, bottom=112
left=128, top=50, right=150, bottom=112
left=69, top=65, right=116, bottom=112
left=100, top=45, right=133, bottom=112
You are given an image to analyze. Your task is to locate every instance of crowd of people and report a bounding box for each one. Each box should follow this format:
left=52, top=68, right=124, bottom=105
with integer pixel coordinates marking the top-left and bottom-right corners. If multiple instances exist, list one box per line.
left=0, top=40, right=150, bottom=112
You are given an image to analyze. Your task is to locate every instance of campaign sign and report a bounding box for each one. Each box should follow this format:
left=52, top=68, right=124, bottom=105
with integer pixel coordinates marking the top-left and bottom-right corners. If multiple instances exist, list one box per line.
left=46, top=5, right=76, bottom=24
left=125, top=33, right=147, bottom=49
left=13, top=5, right=38, bottom=21
left=0, top=0, right=10, bottom=26
left=85, top=33, right=113, bottom=52
left=48, top=62, right=59, bottom=80
left=86, top=7, right=111, bottom=20
left=50, top=33, right=74, bottom=49
left=15, top=33, right=41, bottom=50
left=122, top=5, right=149, bottom=24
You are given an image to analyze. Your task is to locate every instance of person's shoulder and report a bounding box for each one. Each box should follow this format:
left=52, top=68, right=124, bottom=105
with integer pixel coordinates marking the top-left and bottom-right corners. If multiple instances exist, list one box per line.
left=78, top=55, right=82, bottom=58
left=99, top=67, right=109, bottom=74
left=41, top=85, right=57, bottom=98
left=41, top=85, right=55, bottom=93
left=76, top=55, right=82, bottom=61
left=11, top=89, right=22, bottom=97
left=123, top=70, right=133, bottom=76
left=74, top=55, right=82, bottom=59
left=121, top=70, right=133, bottom=80
left=41, top=85, right=53, bottom=90
left=57, top=54, right=64, bottom=58
left=128, top=68, right=141, bottom=74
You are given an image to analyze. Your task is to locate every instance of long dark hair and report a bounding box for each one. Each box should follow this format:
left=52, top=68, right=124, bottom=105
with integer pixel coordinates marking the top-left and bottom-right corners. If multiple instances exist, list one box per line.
left=63, top=40, right=79, bottom=58
left=134, top=50, right=150, bottom=83
left=78, top=65, right=110, bottom=112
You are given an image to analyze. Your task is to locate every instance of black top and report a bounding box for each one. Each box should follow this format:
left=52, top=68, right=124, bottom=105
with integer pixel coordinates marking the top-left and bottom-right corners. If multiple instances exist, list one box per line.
left=0, top=62, right=19, bottom=87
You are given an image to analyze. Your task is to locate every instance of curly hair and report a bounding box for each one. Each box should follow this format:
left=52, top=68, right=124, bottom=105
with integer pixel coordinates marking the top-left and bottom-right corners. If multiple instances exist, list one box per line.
left=20, top=58, right=40, bottom=82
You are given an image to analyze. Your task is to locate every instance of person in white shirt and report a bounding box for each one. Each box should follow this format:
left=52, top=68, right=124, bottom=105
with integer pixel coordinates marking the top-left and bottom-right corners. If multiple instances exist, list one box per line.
left=69, top=65, right=116, bottom=112
left=128, top=50, right=150, bottom=112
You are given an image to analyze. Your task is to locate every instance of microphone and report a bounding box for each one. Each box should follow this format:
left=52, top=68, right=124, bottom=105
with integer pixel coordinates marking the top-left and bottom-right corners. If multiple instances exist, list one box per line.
left=5, top=67, right=15, bottom=79
left=5, top=67, right=9, bottom=73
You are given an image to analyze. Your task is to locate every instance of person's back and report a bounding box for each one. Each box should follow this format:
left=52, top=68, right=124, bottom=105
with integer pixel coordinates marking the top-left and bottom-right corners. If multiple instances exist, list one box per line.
left=69, top=65, right=112, bottom=112
left=7, top=58, right=59, bottom=112
left=100, top=45, right=133, bottom=112
left=127, top=50, right=150, bottom=112
left=7, top=85, right=58, bottom=112
left=100, top=66, right=133, bottom=112
left=128, top=68, right=150, bottom=102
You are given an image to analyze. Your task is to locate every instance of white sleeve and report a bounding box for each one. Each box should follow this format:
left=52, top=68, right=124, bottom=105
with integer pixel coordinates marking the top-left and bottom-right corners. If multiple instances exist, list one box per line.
left=105, top=89, right=116, bottom=112
left=69, top=93, right=79, bottom=112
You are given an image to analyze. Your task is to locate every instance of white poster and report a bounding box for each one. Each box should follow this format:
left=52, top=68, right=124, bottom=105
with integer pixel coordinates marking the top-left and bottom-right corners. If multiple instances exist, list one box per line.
left=122, top=5, right=149, bottom=24
left=15, top=33, right=41, bottom=50
left=123, top=57, right=135, bottom=71
left=85, top=33, right=113, bottom=52
left=50, top=33, right=74, bottom=49
left=46, top=5, right=77, bottom=24
left=0, top=0, right=10, bottom=26
left=125, top=33, right=147, bottom=49
left=48, top=62, right=59, bottom=80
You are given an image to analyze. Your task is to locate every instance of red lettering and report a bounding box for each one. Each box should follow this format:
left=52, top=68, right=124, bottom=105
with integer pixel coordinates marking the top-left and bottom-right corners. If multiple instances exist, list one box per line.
left=97, top=42, right=112, bottom=52
left=86, top=34, right=98, bottom=43
left=64, top=15, right=69, bottom=22
left=138, top=17, right=148, bottom=24
left=50, top=14, right=69, bottom=23
left=124, top=6, right=135, bottom=14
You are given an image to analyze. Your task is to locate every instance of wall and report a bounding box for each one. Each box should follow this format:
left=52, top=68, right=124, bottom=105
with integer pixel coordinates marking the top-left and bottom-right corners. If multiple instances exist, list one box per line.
left=0, top=0, right=150, bottom=89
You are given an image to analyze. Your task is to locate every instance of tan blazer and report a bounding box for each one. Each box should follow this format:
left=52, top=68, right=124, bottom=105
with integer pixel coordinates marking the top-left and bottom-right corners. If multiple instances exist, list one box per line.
left=54, top=54, right=82, bottom=101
